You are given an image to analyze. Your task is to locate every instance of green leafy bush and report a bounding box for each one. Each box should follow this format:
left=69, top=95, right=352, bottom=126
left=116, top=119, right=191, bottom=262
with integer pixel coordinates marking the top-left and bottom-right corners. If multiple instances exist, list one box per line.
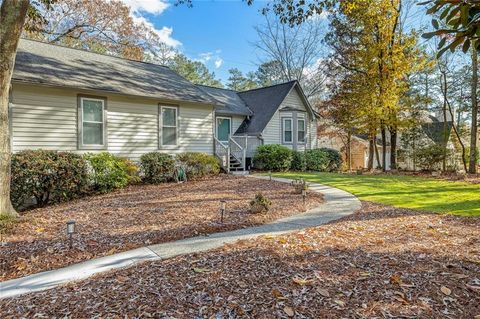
left=415, top=144, right=449, bottom=171
left=140, top=152, right=175, bottom=183
left=249, top=193, right=272, bottom=214
left=305, top=148, right=342, bottom=172
left=176, top=152, right=220, bottom=179
left=84, top=152, right=139, bottom=193
left=11, top=150, right=90, bottom=208
left=253, top=144, right=293, bottom=171
left=291, top=151, right=307, bottom=171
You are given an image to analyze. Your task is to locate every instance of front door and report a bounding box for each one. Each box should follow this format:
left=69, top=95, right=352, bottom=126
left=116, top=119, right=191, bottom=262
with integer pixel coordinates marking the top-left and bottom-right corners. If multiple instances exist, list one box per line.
left=216, top=117, right=231, bottom=142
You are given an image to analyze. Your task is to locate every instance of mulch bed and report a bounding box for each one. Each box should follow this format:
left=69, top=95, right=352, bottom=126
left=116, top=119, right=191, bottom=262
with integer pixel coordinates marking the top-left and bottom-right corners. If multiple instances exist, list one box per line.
left=0, top=175, right=322, bottom=282
left=1, top=201, right=478, bottom=318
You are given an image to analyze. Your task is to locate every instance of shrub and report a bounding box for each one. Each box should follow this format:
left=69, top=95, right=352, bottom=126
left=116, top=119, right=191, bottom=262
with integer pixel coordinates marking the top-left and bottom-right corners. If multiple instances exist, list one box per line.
left=305, top=148, right=342, bottom=172
left=176, top=152, right=220, bottom=179
left=140, top=152, right=175, bottom=183
left=11, top=150, right=90, bottom=208
left=84, top=152, right=138, bottom=193
left=415, top=144, right=449, bottom=171
left=249, top=193, right=272, bottom=214
left=291, top=151, right=307, bottom=171
left=253, top=144, right=293, bottom=171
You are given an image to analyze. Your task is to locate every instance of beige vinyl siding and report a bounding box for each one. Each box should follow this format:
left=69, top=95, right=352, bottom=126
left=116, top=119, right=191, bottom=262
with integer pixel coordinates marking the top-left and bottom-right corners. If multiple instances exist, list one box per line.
left=12, top=85, right=78, bottom=151
left=11, top=84, right=214, bottom=160
left=262, top=87, right=315, bottom=150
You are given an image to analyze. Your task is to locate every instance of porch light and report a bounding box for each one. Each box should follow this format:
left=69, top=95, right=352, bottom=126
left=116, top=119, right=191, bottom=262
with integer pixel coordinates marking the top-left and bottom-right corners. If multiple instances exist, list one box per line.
left=220, top=201, right=226, bottom=223
left=66, top=220, right=76, bottom=249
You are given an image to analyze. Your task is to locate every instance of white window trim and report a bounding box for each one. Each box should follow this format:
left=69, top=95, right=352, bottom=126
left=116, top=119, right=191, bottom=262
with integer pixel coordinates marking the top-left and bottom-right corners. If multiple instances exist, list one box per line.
left=159, top=105, right=179, bottom=148
left=78, top=96, right=107, bottom=150
left=216, top=116, right=232, bottom=142
left=297, top=118, right=306, bottom=144
left=282, top=118, right=293, bottom=144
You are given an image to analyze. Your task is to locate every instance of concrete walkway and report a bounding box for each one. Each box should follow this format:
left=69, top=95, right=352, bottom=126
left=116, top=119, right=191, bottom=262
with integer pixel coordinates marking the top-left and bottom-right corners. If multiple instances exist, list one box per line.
left=0, top=176, right=360, bottom=299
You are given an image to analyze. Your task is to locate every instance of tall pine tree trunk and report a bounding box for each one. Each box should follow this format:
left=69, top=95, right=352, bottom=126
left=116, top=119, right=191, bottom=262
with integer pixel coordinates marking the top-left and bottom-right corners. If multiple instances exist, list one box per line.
left=374, top=137, right=382, bottom=170
left=0, top=0, right=30, bottom=218
left=469, top=48, right=478, bottom=174
left=390, top=126, right=397, bottom=169
left=368, top=138, right=374, bottom=171
left=381, top=125, right=387, bottom=171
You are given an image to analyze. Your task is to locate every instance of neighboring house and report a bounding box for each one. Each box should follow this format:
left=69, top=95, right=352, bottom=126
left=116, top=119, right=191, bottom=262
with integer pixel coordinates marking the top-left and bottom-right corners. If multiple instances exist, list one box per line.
left=317, top=112, right=456, bottom=171
left=9, top=39, right=318, bottom=172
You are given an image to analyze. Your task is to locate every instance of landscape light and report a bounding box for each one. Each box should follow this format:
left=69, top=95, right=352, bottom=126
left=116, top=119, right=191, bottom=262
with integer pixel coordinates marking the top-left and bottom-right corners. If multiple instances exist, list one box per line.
left=302, top=189, right=307, bottom=208
left=269, top=170, right=272, bottom=181
left=66, top=220, right=76, bottom=249
left=220, top=200, right=226, bottom=223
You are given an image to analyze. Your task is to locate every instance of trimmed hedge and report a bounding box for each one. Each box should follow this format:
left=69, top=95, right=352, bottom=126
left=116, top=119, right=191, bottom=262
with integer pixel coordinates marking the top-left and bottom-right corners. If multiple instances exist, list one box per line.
left=305, top=148, right=342, bottom=172
left=84, top=152, right=139, bottom=193
left=10, top=150, right=90, bottom=209
left=291, top=151, right=307, bottom=171
left=253, top=144, right=293, bottom=171
left=176, top=152, right=220, bottom=179
left=140, top=152, right=175, bottom=183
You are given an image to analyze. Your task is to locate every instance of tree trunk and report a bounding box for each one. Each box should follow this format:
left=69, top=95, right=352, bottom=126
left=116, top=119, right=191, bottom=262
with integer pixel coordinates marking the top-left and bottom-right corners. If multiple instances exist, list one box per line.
left=374, top=137, right=382, bottom=170
left=469, top=48, right=478, bottom=174
left=347, top=131, right=352, bottom=172
left=0, top=0, right=30, bottom=218
left=367, top=138, right=374, bottom=171
left=441, top=71, right=448, bottom=172
left=390, top=126, right=397, bottom=170
left=381, top=125, right=387, bottom=171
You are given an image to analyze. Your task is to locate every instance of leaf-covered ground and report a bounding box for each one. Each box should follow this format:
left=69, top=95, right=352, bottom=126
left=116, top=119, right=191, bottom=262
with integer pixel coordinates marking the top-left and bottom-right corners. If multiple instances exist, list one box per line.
left=0, top=176, right=322, bottom=281
left=1, top=202, right=478, bottom=318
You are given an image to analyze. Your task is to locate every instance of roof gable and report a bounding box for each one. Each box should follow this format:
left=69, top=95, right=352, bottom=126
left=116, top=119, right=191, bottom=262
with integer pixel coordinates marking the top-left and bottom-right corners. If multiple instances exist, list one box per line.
left=235, top=81, right=315, bottom=135
left=13, top=39, right=218, bottom=106
left=235, top=81, right=297, bottom=134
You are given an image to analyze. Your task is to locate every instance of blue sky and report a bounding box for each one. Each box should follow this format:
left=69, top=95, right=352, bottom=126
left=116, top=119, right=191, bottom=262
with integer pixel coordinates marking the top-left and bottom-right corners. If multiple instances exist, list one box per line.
left=124, top=0, right=270, bottom=83
left=123, top=0, right=434, bottom=83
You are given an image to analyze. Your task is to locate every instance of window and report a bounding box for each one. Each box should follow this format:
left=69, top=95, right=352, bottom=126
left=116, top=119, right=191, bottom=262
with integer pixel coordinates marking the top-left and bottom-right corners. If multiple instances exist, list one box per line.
left=216, top=117, right=231, bottom=142
left=160, top=106, right=178, bottom=146
left=297, top=118, right=306, bottom=143
left=282, top=118, right=292, bottom=143
left=79, top=97, right=106, bottom=149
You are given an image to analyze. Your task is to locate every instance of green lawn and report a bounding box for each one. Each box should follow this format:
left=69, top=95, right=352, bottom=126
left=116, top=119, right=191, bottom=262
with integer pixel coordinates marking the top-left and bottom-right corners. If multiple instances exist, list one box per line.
left=270, top=172, right=480, bottom=217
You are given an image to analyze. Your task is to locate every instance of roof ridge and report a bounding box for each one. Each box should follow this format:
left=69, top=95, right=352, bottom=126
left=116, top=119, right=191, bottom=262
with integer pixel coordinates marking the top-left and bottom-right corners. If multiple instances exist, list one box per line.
left=19, top=37, right=173, bottom=70
left=237, top=80, right=297, bottom=94
left=196, top=84, right=236, bottom=92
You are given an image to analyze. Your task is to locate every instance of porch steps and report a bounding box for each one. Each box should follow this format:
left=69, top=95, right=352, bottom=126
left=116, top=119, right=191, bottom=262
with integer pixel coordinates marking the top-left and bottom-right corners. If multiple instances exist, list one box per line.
left=229, top=155, right=245, bottom=172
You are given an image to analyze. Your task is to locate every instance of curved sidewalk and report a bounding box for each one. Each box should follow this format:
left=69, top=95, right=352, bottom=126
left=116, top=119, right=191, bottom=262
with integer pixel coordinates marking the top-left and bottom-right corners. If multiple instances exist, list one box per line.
left=0, top=176, right=361, bottom=299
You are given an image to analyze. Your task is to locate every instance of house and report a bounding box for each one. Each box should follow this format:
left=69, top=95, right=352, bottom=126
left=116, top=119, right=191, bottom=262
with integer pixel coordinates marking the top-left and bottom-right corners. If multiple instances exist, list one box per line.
left=9, top=39, right=318, bottom=172
left=317, top=111, right=456, bottom=171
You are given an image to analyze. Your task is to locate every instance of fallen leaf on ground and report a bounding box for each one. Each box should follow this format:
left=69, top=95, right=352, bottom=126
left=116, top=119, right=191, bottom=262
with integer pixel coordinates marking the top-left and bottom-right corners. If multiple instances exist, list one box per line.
left=440, top=286, right=451, bottom=296
left=284, top=306, right=294, bottom=317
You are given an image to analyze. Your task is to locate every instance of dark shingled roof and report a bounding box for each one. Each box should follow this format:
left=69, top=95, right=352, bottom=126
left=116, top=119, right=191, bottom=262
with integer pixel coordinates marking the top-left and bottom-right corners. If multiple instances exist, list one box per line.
left=422, top=115, right=453, bottom=145
left=196, top=85, right=252, bottom=116
left=235, top=81, right=297, bottom=134
left=13, top=39, right=218, bottom=106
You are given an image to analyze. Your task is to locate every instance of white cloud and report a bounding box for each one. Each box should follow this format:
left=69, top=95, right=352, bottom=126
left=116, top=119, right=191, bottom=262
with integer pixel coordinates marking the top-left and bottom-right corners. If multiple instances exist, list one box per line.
left=214, top=58, right=223, bottom=68
left=122, top=0, right=169, bottom=15
left=123, top=2, right=182, bottom=48
left=197, top=50, right=223, bottom=68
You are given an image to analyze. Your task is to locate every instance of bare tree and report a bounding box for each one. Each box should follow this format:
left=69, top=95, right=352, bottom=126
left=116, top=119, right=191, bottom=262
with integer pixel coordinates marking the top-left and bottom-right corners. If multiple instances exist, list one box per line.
left=253, top=14, right=327, bottom=98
